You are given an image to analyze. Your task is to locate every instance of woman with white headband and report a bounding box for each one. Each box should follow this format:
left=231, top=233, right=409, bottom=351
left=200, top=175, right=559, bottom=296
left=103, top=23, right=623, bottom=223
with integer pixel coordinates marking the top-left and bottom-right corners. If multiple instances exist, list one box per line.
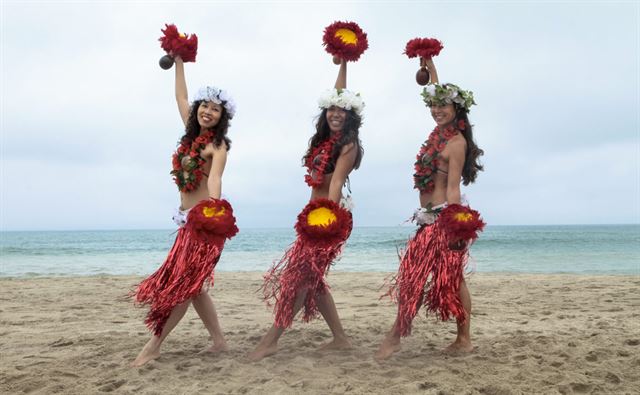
left=248, top=58, right=365, bottom=361
left=132, top=55, right=238, bottom=367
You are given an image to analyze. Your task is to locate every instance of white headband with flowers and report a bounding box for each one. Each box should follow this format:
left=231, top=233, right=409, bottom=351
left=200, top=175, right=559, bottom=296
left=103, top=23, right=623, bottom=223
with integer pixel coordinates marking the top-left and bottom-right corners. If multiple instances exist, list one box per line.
left=318, top=88, right=365, bottom=116
left=192, top=86, right=237, bottom=119
left=422, top=83, right=476, bottom=112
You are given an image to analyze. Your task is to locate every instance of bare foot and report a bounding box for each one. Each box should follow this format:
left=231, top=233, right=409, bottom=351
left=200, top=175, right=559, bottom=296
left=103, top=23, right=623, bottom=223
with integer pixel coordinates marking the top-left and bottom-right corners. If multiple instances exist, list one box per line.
left=318, top=336, right=352, bottom=351
left=204, top=341, right=229, bottom=354
left=443, top=338, right=474, bottom=354
left=247, top=342, right=278, bottom=362
left=374, top=336, right=401, bottom=361
left=131, top=341, right=161, bottom=367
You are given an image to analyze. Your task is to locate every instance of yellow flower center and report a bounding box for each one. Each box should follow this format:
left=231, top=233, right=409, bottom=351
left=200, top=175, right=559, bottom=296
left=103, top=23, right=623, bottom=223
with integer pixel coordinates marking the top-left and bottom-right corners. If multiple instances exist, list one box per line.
left=335, top=29, right=358, bottom=45
left=307, top=207, right=337, bottom=227
left=179, top=33, right=186, bottom=38
left=203, top=206, right=225, bottom=218
left=454, top=212, right=473, bottom=222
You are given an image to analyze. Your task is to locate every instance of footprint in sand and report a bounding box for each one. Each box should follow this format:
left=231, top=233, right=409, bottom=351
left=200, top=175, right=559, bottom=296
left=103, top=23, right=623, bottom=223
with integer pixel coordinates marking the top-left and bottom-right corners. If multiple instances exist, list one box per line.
left=175, top=361, right=196, bottom=371
left=137, top=363, right=156, bottom=375
left=49, top=339, right=74, bottom=347
left=570, top=382, right=592, bottom=393
left=605, top=372, right=621, bottom=384
left=418, top=382, right=438, bottom=390
left=3, top=373, right=28, bottom=384
left=624, top=339, right=639, bottom=346
left=97, top=379, right=126, bottom=392
left=20, top=380, right=47, bottom=393
left=52, top=370, right=80, bottom=379
left=478, top=384, right=512, bottom=395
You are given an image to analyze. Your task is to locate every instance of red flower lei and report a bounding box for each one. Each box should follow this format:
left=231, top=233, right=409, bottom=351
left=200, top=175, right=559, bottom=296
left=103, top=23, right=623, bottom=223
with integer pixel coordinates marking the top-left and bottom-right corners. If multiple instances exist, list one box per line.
left=171, top=130, right=215, bottom=192
left=413, top=120, right=465, bottom=193
left=304, top=132, right=342, bottom=188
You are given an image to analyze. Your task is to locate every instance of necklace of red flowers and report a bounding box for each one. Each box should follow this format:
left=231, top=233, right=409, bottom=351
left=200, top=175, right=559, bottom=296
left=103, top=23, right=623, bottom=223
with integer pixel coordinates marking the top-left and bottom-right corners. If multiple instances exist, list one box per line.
left=413, top=120, right=465, bottom=193
left=171, top=130, right=215, bottom=192
left=304, top=132, right=342, bottom=188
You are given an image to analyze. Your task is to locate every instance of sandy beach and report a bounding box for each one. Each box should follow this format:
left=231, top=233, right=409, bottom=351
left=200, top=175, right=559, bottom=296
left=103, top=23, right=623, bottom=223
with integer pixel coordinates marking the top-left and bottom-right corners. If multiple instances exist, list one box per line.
left=1, top=272, right=638, bottom=394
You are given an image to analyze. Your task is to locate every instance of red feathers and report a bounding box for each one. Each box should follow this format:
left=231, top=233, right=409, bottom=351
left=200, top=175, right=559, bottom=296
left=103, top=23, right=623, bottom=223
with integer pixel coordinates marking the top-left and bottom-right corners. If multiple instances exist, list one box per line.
left=439, top=204, right=485, bottom=242
left=304, top=133, right=341, bottom=188
left=262, top=198, right=353, bottom=328
left=385, top=205, right=485, bottom=336
left=186, top=199, right=239, bottom=243
left=133, top=199, right=238, bottom=335
left=134, top=229, right=223, bottom=335
left=387, top=223, right=468, bottom=336
left=295, top=198, right=352, bottom=245
left=322, top=21, right=369, bottom=62
left=159, top=24, right=198, bottom=62
left=404, top=37, right=443, bottom=59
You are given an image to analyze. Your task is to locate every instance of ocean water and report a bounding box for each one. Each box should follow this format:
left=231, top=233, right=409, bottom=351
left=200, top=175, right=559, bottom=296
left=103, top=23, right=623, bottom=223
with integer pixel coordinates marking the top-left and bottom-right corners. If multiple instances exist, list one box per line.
left=0, top=225, right=638, bottom=277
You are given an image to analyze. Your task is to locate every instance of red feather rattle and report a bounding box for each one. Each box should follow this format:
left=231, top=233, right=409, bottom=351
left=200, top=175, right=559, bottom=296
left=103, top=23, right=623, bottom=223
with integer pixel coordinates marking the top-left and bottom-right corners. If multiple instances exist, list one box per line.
left=404, top=37, right=443, bottom=85
left=323, top=21, right=369, bottom=64
left=158, top=24, right=198, bottom=70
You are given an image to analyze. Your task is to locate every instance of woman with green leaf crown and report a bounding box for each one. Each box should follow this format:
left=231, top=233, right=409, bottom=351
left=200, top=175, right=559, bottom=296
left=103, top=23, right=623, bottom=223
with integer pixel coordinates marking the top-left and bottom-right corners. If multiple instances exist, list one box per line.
left=375, top=56, right=485, bottom=360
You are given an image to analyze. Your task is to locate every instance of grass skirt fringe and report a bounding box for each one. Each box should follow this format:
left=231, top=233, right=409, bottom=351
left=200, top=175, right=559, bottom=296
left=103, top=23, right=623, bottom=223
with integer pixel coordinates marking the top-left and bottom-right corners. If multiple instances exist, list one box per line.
left=387, top=221, right=468, bottom=337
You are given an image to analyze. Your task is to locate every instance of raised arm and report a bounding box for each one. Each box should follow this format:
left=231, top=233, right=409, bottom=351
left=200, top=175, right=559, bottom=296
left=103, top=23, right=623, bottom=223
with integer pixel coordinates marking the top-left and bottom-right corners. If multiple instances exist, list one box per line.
left=207, top=144, right=228, bottom=200
left=423, top=57, right=439, bottom=85
left=334, top=59, right=347, bottom=90
left=174, top=57, right=191, bottom=126
left=327, top=143, right=357, bottom=203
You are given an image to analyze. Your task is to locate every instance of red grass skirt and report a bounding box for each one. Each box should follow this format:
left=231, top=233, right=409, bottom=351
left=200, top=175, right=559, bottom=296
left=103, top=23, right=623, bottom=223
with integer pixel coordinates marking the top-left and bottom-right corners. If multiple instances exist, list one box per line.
left=133, top=228, right=223, bottom=336
left=387, top=221, right=469, bottom=337
left=262, top=224, right=352, bottom=329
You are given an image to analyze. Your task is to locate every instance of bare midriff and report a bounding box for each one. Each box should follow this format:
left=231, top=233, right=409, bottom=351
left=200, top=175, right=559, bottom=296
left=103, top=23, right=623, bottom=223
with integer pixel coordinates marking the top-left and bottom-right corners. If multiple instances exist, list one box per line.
left=420, top=170, right=448, bottom=208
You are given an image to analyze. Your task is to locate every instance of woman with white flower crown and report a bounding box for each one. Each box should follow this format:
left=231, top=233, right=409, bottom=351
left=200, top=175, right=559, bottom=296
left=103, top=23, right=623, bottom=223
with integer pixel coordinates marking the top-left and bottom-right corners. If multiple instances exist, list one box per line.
left=375, top=55, right=485, bottom=360
left=131, top=53, right=239, bottom=367
left=248, top=58, right=365, bottom=362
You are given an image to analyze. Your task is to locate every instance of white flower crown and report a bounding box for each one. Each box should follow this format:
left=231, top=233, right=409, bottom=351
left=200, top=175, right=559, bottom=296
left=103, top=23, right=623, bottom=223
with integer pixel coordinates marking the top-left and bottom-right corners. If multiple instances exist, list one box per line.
left=192, top=86, right=237, bottom=119
left=422, top=83, right=475, bottom=112
left=318, top=88, right=364, bottom=116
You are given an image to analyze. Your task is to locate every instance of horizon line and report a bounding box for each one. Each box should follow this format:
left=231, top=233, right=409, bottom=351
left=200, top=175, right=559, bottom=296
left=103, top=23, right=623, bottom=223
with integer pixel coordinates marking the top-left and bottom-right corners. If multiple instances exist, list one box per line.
left=1, top=223, right=639, bottom=233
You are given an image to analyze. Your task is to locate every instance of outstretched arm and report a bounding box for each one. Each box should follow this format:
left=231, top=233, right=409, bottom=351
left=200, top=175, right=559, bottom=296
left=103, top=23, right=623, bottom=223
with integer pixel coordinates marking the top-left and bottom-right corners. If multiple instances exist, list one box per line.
left=174, top=57, right=191, bottom=126
left=334, top=59, right=347, bottom=90
left=328, top=143, right=357, bottom=203
left=423, top=57, right=439, bottom=84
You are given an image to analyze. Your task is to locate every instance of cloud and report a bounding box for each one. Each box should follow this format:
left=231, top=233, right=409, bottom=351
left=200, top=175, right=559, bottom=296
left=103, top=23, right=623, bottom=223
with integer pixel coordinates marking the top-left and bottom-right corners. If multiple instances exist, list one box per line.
left=1, top=1, right=638, bottom=230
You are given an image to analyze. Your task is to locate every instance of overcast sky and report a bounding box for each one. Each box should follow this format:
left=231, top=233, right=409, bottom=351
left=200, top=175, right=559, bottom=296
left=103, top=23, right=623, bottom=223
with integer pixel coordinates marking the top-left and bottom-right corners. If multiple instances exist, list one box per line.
left=1, top=1, right=638, bottom=230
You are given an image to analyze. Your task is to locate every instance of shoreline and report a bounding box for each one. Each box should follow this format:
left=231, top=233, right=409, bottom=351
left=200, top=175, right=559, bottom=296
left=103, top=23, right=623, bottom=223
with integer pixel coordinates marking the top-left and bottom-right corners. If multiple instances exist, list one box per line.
left=2, top=271, right=638, bottom=280
left=1, top=272, right=638, bottom=394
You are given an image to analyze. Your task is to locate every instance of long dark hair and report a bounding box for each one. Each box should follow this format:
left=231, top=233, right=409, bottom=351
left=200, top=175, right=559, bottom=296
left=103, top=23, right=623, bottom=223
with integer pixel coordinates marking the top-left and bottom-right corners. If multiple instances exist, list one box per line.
left=303, top=108, right=364, bottom=169
left=180, top=100, right=232, bottom=150
left=455, top=106, right=483, bottom=185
